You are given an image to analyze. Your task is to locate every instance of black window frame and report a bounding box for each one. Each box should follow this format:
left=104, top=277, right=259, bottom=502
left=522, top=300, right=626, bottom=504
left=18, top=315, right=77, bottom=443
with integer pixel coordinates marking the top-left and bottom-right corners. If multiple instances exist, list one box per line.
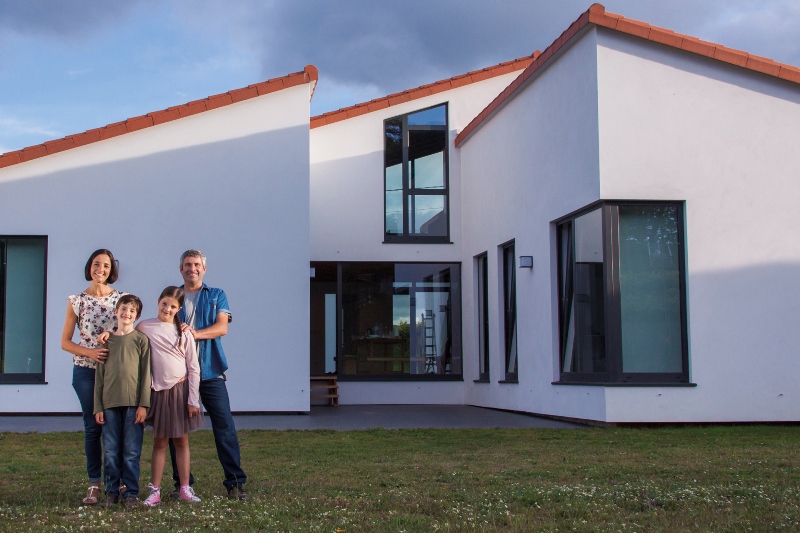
left=555, top=201, right=690, bottom=386
left=474, top=252, right=490, bottom=383
left=500, top=240, right=518, bottom=383
left=383, top=103, right=451, bottom=244
left=0, top=235, right=48, bottom=384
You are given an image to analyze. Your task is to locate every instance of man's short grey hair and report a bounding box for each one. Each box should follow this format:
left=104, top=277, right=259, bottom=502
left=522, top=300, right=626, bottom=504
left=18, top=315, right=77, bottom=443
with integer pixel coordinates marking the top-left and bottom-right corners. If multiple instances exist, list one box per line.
left=180, top=249, right=206, bottom=267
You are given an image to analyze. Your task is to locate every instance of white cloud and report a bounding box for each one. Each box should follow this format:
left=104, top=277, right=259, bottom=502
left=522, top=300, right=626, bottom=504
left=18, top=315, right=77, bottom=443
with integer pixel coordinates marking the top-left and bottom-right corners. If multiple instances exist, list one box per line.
left=0, top=115, right=61, bottom=139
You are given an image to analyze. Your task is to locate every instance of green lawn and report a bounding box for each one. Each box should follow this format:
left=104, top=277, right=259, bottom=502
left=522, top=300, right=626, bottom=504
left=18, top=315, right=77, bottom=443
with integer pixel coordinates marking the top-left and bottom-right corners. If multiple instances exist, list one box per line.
left=1, top=425, right=799, bottom=532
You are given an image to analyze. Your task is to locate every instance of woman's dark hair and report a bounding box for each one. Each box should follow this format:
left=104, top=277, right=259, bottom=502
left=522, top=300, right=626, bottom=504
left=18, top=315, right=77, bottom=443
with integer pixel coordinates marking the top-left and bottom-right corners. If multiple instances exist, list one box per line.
left=115, top=294, right=143, bottom=320
left=158, top=286, right=185, bottom=348
left=84, top=249, right=119, bottom=284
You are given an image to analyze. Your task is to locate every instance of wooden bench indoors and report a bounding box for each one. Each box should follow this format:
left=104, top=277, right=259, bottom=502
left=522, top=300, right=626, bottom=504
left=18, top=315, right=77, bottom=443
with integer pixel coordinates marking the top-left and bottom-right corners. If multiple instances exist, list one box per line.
left=310, top=376, right=339, bottom=406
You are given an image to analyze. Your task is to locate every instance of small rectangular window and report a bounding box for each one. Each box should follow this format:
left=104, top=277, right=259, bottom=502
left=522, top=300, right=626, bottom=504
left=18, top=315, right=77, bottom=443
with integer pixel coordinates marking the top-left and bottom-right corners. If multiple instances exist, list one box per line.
left=384, top=104, right=450, bottom=243
left=502, top=242, right=518, bottom=382
left=475, top=253, right=489, bottom=381
left=0, top=236, right=47, bottom=384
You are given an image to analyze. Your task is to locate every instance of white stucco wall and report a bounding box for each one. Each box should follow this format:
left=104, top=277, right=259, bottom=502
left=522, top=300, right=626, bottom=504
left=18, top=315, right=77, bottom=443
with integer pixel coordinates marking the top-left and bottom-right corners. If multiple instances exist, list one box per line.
left=0, top=84, right=311, bottom=413
left=311, top=71, right=528, bottom=405
left=459, top=28, right=605, bottom=421
left=596, top=29, right=800, bottom=422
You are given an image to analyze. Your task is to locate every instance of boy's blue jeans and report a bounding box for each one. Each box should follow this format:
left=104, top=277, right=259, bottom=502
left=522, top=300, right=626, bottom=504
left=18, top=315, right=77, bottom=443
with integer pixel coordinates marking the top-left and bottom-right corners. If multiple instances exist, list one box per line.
left=102, top=407, right=144, bottom=498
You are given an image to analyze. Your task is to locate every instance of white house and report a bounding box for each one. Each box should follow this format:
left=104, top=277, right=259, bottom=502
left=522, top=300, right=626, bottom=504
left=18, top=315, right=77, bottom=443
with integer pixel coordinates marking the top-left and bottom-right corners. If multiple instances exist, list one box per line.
left=1, top=5, right=799, bottom=423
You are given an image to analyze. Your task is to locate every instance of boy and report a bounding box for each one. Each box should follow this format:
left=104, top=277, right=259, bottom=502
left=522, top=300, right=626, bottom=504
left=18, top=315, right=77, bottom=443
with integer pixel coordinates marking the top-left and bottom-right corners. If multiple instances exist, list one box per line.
left=94, top=294, right=151, bottom=508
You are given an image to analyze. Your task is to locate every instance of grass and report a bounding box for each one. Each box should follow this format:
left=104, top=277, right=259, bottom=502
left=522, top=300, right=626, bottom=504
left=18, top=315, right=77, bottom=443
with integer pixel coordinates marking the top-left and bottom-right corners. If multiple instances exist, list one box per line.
left=1, top=425, right=799, bottom=532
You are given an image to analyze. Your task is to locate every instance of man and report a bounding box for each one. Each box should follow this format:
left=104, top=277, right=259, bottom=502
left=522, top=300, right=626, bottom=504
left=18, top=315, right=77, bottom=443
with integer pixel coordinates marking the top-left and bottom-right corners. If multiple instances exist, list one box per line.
left=168, top=249, right=248, bottom=499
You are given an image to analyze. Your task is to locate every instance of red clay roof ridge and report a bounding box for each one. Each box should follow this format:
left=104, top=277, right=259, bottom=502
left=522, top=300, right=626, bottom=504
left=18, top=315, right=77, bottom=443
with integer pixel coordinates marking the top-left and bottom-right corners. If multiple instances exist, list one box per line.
left=0, top=65, right=319, bottom=170
left=310, top=54, right=537, bottom=129
left=454, top=3, right=800, bottom=147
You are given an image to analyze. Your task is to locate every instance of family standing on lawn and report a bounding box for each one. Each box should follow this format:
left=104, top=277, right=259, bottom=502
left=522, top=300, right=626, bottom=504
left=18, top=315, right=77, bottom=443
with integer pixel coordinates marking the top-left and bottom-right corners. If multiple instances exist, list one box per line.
left=61, top=248, right=248, bottom=507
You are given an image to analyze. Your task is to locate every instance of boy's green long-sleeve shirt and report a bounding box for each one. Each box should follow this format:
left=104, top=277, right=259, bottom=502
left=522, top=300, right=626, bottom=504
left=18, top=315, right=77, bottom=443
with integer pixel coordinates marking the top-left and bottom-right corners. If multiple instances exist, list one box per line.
left=94, top=331, right=151, bottom=414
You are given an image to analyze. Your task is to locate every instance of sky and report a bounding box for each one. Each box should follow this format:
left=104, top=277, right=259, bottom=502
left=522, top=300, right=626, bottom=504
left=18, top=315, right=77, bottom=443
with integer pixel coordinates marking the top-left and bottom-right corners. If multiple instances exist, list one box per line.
left=1, top=0, right=799, bottom=154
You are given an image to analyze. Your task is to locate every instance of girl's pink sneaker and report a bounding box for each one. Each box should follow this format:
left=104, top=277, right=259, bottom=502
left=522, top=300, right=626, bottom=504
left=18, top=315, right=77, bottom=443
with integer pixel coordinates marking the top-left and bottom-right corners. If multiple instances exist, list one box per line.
left=142, top=484, right=161, bottom=507
left=180, top=485, right=201, bottom=503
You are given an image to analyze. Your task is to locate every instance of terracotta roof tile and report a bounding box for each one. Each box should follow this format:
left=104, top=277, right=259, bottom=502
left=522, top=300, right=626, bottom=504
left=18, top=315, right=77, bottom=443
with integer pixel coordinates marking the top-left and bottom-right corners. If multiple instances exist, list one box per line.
left=456, top=3, right=800, bottom=147
left=21, top=145, right=48, bottom=162
left=310, top=54, right=535, bottom=129
left=43, top=138, right=75, bottom=155
left=0, top=66, right=319, bottom=170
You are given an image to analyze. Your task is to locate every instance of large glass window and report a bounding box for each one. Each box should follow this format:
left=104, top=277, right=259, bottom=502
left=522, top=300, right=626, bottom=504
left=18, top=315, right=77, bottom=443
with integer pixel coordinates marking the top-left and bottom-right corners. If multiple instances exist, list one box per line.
left=502, top=242, right=518, bottom=382
left=384, top=104, right=449, bottom=243
left=311, top=262, right=461, bottom=380
left=0, top=237, right=47, bottom=384
left=557, top=202, right=688, bottom=384
left=475, top=253, right=489, bottom=382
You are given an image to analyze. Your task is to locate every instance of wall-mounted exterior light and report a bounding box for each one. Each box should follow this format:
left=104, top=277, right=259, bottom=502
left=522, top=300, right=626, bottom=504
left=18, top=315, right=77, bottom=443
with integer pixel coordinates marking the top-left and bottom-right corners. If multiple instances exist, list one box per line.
left=519, top=256, right=533, bottom=269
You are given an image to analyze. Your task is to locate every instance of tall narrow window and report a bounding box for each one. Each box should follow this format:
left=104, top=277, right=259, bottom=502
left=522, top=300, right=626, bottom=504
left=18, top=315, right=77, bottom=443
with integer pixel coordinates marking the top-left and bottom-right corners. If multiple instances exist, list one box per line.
left=384, top=104, right=449, bottom=243
left=0, top=236, right=47, bottom=384
left=475, top=253, right=489, bottom=381
left=502, top=242, right=518, bottom=382
left=557, top=202, right=688, bottom=384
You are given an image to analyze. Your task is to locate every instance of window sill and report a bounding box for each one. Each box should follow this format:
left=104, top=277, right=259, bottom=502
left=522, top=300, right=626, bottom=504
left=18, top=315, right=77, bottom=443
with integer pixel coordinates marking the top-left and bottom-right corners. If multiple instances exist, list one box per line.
left=338, top=374, right=463, bottom=382
left=498, top=379, right=518, bottom=384
left=552, top=381, right=696, bottom=387
left=473, top=379, right=490, bottom=384
left=0, top=378, right=48, bottom=385
left=383, top=237, right=453, bottom=245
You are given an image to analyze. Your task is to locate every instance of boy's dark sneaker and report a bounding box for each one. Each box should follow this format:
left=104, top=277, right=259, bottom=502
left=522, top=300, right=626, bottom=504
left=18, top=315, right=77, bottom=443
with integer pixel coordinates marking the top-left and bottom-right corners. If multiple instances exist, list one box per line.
left=227, top=483, right=249, bottom=500
left=122, top=497, right=138, bottom=509
left=99, top=494, right=120, bottom=508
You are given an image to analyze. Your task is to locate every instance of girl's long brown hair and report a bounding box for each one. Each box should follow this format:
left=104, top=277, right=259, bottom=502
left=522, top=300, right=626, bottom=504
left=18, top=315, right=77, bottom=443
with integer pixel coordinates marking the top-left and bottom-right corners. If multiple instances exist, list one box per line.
left=158, top=286, right=185, bottom=350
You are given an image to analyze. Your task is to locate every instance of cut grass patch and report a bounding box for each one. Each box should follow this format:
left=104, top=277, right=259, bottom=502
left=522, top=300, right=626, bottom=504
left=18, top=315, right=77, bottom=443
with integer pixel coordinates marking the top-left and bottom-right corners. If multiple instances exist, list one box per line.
left=0, top=425, right=798, bottom=531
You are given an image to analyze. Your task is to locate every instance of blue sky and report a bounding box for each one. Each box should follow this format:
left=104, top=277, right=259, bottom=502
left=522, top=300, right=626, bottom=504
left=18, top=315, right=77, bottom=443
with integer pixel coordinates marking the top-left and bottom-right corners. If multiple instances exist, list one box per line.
left=2, top=0, right=798, bottom=154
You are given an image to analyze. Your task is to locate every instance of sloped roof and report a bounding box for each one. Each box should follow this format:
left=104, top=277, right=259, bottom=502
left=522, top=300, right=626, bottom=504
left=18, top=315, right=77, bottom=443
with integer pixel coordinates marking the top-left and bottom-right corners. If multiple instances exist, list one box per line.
left=0, top=65, right=319, bottom=170
left=455, top=3, right=800, bottom=146
left=309, top=54, right=539, bottom=129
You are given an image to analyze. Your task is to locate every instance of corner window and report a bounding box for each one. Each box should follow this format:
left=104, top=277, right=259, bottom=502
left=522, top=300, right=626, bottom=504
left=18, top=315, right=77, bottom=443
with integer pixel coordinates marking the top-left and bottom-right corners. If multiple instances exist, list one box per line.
left=384, top=104, right=449, bottom=243
left=0, top=237, right=47, bottom=383
left=557, top=202, right=688, bottom=384
left=501, top=242, right=518, bottom=382
left=475, top=253, right=489, bottom=382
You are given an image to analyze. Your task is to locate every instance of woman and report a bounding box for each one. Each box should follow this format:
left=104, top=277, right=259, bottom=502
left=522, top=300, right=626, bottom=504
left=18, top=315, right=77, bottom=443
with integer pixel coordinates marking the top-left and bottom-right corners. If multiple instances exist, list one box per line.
left=60, top=249, right=126, bottom=505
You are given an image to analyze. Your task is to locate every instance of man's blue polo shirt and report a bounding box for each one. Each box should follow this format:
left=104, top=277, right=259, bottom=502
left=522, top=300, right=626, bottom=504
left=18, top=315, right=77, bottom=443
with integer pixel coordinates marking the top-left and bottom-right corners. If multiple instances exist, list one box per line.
left=179, top=283, right=231, bottom=381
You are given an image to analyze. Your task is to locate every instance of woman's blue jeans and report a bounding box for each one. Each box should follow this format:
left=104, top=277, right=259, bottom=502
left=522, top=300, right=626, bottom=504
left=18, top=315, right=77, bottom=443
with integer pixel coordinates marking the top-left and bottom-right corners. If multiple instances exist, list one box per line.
left=72, top=365, right=102, bottom=483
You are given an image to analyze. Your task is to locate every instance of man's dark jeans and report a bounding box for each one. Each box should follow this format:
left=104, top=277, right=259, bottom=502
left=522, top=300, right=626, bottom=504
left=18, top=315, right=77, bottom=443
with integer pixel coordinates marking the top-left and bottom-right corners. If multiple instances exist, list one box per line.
left=169, top=377, right=247, bottom=491
left=102, top=406, right=144, bottom=498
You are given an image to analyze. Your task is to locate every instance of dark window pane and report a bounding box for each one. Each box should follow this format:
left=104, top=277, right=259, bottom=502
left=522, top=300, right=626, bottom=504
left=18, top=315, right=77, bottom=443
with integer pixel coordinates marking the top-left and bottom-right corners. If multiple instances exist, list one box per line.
left=408, top=194, right=446, bottom=236
left=503, top=244, right=517, bottom=378
left=407, top=105, right=446, bottom=126
left=2, top=238, right=46, bottom=374
left=477, top=254, right=489, bottom=378
left=618, top=205, right=683, bottom=373
left=384, top=118, right=402, bottom=168
left=561, top=208, right=605, bottom=373
left=340, top=263, right=460, bottom=376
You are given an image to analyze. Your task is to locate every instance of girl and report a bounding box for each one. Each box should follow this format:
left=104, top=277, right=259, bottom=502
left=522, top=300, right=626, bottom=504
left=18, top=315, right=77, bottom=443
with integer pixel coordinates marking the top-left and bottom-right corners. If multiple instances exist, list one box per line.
left=137, top=286, right=203, bottom=505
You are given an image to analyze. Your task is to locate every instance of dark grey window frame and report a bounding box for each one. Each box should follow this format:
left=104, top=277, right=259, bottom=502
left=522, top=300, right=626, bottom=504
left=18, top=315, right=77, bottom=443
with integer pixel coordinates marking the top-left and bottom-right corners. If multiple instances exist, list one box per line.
left=311, top=261, right=463, bottom=382
left=554, top=201, right=690, bottom=386
left=500, top=240, right=518, bottom=383
left=383, top=103, right=451, bottom=244
left=0, top=235, right=48, bottom=384
left=474, top=252, right=490, bottom=383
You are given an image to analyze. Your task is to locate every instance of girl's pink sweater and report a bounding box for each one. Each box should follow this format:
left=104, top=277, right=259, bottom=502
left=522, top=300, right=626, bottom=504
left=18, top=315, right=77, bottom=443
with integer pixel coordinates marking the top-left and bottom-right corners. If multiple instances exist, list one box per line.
left=137, top=318, right=200, bottom=409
